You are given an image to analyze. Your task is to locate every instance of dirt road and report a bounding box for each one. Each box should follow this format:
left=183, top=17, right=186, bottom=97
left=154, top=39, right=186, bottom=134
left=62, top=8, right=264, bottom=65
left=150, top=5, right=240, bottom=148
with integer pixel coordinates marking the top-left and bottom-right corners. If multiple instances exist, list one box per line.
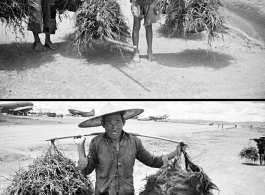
left=1, top=0, right=265, bottom=98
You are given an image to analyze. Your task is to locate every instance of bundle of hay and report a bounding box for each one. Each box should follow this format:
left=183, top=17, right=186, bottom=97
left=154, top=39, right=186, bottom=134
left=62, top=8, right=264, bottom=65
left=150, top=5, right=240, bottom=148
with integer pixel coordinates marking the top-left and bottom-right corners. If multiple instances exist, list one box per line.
left=54, top=0, right=83, bottom=14
left=239, top=146, right=259, bottom=163
left=71, top=0, right=131, bottom=52
left=0, top=0, right=35, bottom=36
left=157, top=0, right=224, bottom=44
left=3, top=144, right=94, bottom=195
left=140, top=143, right=219, bottom=195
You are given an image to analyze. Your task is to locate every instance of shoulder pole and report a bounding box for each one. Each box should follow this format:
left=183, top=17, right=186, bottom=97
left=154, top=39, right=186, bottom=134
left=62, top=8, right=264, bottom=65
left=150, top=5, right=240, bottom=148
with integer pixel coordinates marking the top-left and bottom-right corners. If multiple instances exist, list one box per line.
left=46, top=132, right=180, bottom=144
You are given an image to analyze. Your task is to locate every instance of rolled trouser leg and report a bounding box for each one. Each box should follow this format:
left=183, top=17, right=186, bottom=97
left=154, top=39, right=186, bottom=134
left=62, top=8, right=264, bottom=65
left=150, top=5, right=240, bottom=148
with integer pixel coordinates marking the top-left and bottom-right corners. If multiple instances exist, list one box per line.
left=43, top=0, right=57, bottom=34
left=27, top=0, right=43, bottom=34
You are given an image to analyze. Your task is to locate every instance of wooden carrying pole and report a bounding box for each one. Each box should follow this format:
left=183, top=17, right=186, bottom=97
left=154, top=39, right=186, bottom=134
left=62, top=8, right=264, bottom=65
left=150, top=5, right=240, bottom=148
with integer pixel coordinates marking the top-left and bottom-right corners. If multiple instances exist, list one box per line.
left=46, top=132, right=180, bottom=144
left=104, top=38, right=137, bottom=49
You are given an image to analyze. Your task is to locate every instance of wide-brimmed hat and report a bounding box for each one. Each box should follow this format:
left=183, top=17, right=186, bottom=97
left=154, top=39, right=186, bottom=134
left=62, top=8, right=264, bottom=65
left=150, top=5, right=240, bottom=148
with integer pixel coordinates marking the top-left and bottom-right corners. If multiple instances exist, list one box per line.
left=78, top=103, right=144, bottom=128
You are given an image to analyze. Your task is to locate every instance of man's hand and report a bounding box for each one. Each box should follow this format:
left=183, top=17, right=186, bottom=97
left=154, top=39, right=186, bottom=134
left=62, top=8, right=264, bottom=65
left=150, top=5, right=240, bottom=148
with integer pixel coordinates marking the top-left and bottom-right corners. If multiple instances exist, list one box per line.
left=167, top=140, right=184, bottom=161
left=74, top=135, right=87, bottom=163
left=176, top=141, right=182, bottom=156
left=74, top=135, right=86, bottom=146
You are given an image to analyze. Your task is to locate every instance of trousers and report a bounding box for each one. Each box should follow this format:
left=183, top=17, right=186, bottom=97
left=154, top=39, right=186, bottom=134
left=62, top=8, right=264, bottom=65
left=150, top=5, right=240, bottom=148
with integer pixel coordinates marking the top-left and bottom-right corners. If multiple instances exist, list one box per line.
left=27, top=0, right=57, bottom=34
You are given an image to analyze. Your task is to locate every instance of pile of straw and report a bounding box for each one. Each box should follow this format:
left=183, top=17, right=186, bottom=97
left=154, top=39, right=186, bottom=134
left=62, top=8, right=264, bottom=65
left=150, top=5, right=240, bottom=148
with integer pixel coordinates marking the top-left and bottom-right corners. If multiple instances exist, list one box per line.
left=54, top=0, right=83, bottom=14
left=0, top=0, right=35, bottom=35
left=157, top=0, right=224, bottom=44
left=139, top=143, right=219, bottom=195
left=3, top=145, right=94, bottom=195
left=239, top=146, right=259, bottom=163
left=72, top=0, right=131, bottom=52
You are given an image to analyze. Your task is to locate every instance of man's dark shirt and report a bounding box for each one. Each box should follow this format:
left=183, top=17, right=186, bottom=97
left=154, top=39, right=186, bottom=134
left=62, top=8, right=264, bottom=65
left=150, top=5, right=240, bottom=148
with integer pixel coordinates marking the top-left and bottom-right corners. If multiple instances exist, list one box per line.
left=81, top=131, right=164, bottom=195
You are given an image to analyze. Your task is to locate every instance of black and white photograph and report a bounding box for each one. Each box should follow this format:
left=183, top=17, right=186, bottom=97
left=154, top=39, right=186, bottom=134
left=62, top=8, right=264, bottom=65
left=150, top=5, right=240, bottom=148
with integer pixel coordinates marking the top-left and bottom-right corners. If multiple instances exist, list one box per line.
left=0, top=101, right=265, bottom=195
left=1, top=0, right=265, bottom=98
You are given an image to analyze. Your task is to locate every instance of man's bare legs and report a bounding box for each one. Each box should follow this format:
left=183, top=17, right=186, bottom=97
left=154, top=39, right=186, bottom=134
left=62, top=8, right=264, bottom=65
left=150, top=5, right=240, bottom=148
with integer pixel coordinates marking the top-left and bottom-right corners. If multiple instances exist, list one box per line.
left=33, top=32, right=46, bottom=52
left=132, top=17, right=156, bottom=62
left=45, top=33, right=57, bottom=50
left=32, top=32, right=57, bottom=52
left=145, top=24, right=156, bottom=61
left=132, top=16, right=141, bottom=63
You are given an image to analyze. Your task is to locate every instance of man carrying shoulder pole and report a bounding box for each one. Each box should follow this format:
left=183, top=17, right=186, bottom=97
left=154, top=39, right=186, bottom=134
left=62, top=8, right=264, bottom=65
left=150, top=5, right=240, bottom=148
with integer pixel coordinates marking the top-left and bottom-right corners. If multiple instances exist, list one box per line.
left=74, top=103, right=181, bottom=195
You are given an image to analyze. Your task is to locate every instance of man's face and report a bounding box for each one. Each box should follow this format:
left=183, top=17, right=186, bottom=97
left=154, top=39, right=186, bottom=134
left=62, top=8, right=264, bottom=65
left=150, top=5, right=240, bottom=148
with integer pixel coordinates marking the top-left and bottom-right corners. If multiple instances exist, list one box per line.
left=104, top=113, right=124, bottom=140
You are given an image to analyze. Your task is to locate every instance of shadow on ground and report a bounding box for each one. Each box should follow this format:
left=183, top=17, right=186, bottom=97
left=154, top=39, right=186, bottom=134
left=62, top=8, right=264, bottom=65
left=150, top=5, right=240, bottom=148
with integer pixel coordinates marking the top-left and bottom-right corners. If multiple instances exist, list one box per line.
left=0, top=40, right=133, bottom=72
left=241, top=162, right=261, bottom=166
left=157, top=24, right=206, bottom=41
left=154, top=49, right=234, bottom=69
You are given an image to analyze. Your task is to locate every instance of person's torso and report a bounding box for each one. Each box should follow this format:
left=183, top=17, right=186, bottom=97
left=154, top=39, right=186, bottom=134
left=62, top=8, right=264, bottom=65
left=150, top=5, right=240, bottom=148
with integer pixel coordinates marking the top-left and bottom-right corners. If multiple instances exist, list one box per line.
left=93, top=133, right=138, bottom=195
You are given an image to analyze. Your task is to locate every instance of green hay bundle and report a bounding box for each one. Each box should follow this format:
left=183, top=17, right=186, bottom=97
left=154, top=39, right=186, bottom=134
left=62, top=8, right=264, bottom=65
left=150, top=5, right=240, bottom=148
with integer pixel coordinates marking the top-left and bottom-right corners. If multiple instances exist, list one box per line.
left=0, top=0, right=36, bottom=36
left=140, top=143, right=219, bottom=195
left=72, top=0, right=131, bottom=52
left=157, top=0, right=224, bottom=45
left=239, top=146, right=259, bottom=163
left=3, top=145, right=94, bottom=195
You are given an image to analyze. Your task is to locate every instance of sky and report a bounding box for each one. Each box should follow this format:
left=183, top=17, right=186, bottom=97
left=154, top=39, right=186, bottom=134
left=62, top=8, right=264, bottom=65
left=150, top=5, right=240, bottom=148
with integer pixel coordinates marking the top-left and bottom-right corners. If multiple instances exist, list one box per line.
left=18, top=101, right=265, bottom=122
left=1, top=101, right=264, bottom=122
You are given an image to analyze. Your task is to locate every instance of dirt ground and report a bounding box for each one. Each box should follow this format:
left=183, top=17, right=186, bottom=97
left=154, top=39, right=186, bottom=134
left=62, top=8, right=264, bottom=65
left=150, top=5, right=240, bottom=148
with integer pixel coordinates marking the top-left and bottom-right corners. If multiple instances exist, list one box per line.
left=0, top=116, right=265, bottom=195
left=0, top=0, right=265, bottom=98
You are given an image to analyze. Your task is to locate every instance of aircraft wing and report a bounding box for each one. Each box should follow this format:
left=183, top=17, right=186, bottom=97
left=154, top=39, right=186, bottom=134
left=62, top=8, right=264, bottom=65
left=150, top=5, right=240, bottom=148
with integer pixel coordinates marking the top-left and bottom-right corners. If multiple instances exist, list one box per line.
left=12, top=106, right=34, bottom=112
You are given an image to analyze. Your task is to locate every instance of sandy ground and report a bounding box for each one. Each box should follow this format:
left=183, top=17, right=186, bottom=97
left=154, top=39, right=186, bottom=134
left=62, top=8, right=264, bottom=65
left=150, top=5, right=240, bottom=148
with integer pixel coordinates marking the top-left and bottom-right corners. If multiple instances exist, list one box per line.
left=0, top=116, right=265, bottom=195
left=0, top=0, right=265, bottom=98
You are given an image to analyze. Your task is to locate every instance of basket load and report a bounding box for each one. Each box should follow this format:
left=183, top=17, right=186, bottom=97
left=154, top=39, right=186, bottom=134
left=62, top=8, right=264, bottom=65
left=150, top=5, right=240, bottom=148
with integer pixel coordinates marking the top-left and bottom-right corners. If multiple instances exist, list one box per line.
left=239, top=146, right=259, bottom=163
left=156, top=0, right=224, bottom=43
left=72, top=0, right=131, bottom=51
left=139, top=143, right=219, bottom=195
left=3, top=144, right=94, bottom=195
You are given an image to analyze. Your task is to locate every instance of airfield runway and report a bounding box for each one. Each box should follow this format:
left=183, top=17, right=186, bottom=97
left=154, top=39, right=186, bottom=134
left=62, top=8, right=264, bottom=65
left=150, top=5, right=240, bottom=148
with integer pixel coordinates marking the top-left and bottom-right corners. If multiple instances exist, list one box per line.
left=0, top=116, right=264, bottom=195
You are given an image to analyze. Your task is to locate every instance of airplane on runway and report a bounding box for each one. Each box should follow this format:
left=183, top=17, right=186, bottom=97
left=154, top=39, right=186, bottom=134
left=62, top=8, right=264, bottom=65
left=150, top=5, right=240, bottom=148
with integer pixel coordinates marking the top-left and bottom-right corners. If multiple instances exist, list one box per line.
left=150, top=114, right=169, bottom=121
left=0, top=102, right=34, bottom=116
left=138, top=114, right=169, bottom=122
left=68, top=109, right=95, bottom=117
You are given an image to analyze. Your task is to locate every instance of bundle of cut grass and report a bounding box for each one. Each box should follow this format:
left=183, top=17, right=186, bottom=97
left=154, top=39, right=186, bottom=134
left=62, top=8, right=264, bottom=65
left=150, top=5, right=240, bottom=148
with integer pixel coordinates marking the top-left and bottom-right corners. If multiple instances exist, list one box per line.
left=139, top=143, right=219, bottom=195
left=72, top=0, right=131, bottom=52
left=239, top=146, right=259, bottom=163
left=54, top=0, right=83, bottom=14
left=157, top=0, right=224, bottom=45
left=3, top=144, right=94, bottom=195
left=156, top=0, right=170, bottom=15
left=0, top=0, right=36, bottom=36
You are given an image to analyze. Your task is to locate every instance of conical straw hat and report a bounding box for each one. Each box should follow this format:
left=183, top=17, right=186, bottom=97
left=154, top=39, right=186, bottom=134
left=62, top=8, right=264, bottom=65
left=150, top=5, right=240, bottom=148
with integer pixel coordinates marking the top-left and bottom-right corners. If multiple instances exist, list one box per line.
left=78, top=103, right=144, bottom=128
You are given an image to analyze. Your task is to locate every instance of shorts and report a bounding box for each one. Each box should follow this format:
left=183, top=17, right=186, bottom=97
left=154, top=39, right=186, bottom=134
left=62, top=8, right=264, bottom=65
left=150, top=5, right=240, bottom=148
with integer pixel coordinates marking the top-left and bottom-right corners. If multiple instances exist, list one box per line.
left=131, top=0, right=159, bottom=26
left=258, top=149, right=264, bottom=155
left=27, top=0, right=57, bottom=34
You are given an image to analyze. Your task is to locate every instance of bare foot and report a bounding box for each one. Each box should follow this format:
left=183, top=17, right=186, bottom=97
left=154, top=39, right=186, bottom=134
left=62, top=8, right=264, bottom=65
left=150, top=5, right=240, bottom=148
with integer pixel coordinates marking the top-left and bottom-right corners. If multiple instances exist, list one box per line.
left=45, top=40, right=58, bottom=50
left=33, top=42, right=47, bottom=52
left=132, top=53, right=141, bottom=63
left=147, top=50, right=156, bottom=62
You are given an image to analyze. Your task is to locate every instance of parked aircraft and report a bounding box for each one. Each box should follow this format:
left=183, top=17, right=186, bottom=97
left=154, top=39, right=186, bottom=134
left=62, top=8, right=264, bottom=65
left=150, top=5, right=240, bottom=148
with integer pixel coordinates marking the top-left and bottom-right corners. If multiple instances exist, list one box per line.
left=138, top=116, right=152, bottom=121
left=0, top=102, right=34, bottom=116
left=68, top=109, right=95, bottom=117
left=138, top=114, right=169, bottom=122
left=149, top=114, right=169, bottom=121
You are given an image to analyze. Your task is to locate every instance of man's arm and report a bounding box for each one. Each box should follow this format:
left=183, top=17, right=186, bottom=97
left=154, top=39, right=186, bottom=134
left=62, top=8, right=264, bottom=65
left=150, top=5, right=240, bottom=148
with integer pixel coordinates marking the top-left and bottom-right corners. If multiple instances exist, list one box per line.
left=74, top=136, right=96, bottom=175
left=135, top=137, right=181, bottom=167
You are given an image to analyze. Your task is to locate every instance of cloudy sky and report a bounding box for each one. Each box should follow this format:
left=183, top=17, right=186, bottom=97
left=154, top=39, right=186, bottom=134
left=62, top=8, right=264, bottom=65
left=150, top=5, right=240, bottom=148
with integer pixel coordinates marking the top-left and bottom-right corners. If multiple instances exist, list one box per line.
left=24, top=101, right=265, bottom=122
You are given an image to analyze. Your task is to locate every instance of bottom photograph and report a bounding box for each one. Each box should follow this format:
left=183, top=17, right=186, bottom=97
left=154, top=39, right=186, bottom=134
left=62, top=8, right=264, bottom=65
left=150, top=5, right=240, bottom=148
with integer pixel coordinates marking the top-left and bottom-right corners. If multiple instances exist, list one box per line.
left=0, top=101, right=264, bottom=195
